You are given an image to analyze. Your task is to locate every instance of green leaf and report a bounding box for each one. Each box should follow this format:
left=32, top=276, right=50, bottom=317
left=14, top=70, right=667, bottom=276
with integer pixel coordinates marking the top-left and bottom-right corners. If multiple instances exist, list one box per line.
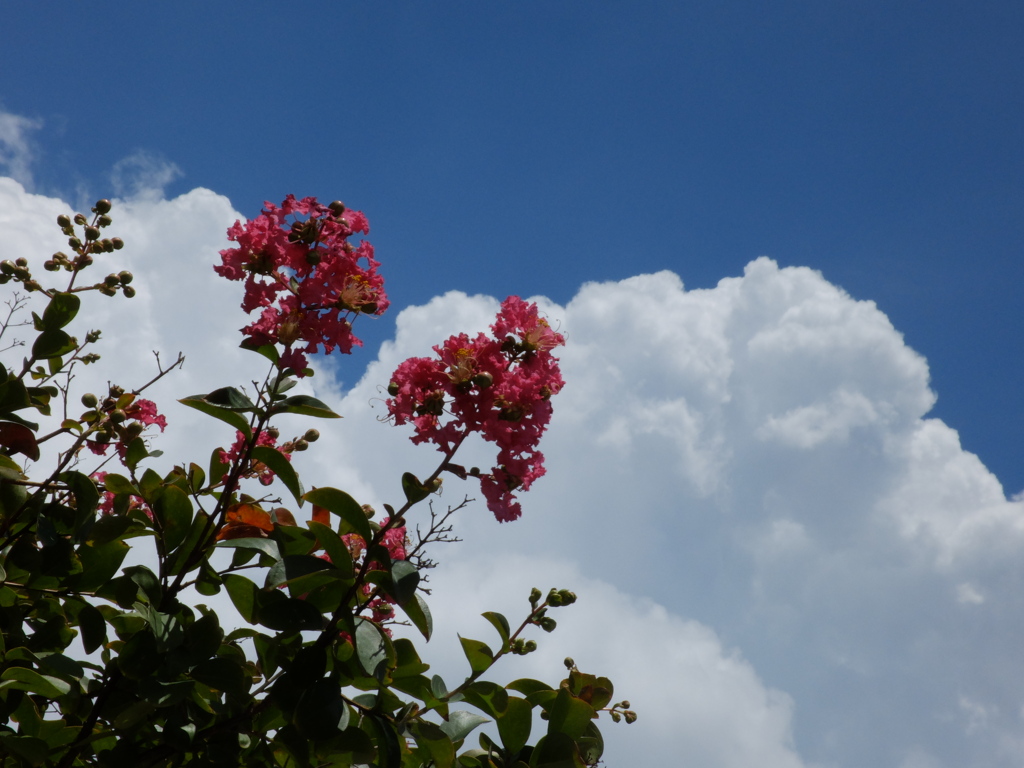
left=102, top=473, right=137, bottom=496
left=252, top=445, right=303, bottom=505
left=411, top=722, right=455, bottom=768
left=0, top=733, right=50, bottom=765
left=68, top=539, right=129, bottom=592
left=497, top=696, right=533, bottom=754
left=459, top=636, right=495, bottom=674
left=390, top=559, right=420, bottom=606
left=294, top=678, right=345, bottom=740
left=124, top=436, right=149, bottom=472
left=355, top=617, right=390, bottom=678
left=239, top=337, right=279, bottom=363
left=546, top=688, right=596, bottom=740
left=402, top=471, right=432, bottom=505
left=439, top=710, right=490, bottom=743
left=41, top=292, right=81, bottom=331
left=265, top=554, right=334, bottom=590
left=308, top=521, right=354, bottom=578
left=223, top=574, right=259, bottom=623
left=0, top=667, right=71, bottom=697
left=202, top=386, right=256, bottom=410
left=31, top=329, right=76, bottom=359
left=256, top=593, right=323, bottom=632
left=302, top=487, right=371, bottom=541
left=78, top=602, right=107, bottom=654
left=154, top=485, right=193, bottom=553
left=124, top=564, right=161, bottom=604
left=401, top=592, right=433, bottom=641
left=482, top=611, right=511, bottom=649
left=179, top=394, right=252, bottom=438
left=463, top=681, right=509, bottom=718
left=271, top=394, right=341, bottom=419
left=216, top=536, right=282, bottom=563
left=191, top=657, right=248, bottom=696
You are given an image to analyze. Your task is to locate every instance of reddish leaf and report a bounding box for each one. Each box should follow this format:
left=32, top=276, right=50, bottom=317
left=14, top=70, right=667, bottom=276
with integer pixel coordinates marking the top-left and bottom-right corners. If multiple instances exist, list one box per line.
left=0, top=422, right=39, bottom=461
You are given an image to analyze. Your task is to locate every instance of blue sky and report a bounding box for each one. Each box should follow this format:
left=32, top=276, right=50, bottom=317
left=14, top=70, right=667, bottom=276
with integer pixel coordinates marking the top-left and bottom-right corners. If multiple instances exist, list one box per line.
left=3, top=1, right=1022, bottom=492
left=3, top=4, right=1024, bottom=766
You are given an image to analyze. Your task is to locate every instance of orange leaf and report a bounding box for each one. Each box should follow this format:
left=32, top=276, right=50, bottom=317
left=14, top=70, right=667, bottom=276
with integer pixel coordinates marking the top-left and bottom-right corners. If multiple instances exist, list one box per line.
left=216, top=523, right=270, bottom=541
left=311, top=504, right=330, bottom=526
left=224, top=503, right=274, bottom=532
left=272, top=507, right=298, bottom=527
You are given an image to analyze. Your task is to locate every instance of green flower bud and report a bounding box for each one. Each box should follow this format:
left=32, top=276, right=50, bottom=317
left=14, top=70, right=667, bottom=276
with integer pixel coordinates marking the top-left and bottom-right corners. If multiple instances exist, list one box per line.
left=303, top=428, right=320, bottom=442
left=85, top=226, right=101, bottom=240
left=109, top=409, right=127, bottom=424
left=104, top=273, right=120, bottom=287
left=266, top=427, right=280, bottom=439
left=111, top=238, right=124, bottom=250
left=93, top=431, right=111, bottom=444
left=94, top=199, right=112, bottom=214
left=43, top=260, right=58, bottom=271
left=624, top=711, right=638, bottom=724
left=563, top=657, right=575, bottom=670
left=529, top=587, right=542, bottom=605
left=15, top=257, right=27, bottom=267
left=57, top=214, right=71, bottom=228
left=97, top=214, right=112, bottom=228
left=539, top=617, right=557, bottom=633
left=294, top=439, right=309, bottom=451
left=74, top=213, right=88, bottom=226
left=86, top=330, right=101, bottom=343
left=387, top=381, right=399, bottom=397
left=68, top=237, right=82, bottom=249
left=0, top=260, right=14, bottom=275
left=122, top=286, right=136, bottom=298
left=81, top=393, right=98, bottom=408
left=328, top=200, right=346, bottom=215
left=118, top=270, right=133, bottom=284
left=524, top=640, right=537, bottom=653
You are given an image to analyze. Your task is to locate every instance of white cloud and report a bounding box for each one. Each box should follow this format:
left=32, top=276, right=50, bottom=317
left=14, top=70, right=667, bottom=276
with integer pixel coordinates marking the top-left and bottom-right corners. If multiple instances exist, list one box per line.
left=0, top=109, right=42, bottom=189
left=4, top=178, right=1024, bottom=766
left=110, top=150, right=183, bottom=202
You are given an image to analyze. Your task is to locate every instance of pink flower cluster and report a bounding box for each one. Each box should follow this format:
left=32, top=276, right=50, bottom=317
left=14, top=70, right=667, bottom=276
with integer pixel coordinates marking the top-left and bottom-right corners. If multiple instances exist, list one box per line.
left=386, top=297, right=565, bottom=522
left=215, top=195, right=388, bottom=374
left=218, top=429, right=289, bottom=486
left=86, top=397, right=167, bottom=457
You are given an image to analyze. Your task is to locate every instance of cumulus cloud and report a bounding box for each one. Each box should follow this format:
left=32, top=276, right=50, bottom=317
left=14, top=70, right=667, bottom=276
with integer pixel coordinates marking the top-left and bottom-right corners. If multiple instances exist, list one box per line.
left=110, top=149, right=183, bottom=202
left=3, top=177, right=1024, bottom=766
left=0, top=109, right=43, bottom=189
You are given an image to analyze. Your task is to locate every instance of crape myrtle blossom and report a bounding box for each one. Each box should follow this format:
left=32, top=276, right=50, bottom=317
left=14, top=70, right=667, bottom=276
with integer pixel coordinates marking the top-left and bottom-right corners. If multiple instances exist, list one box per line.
left=218, top=428, right=289, bottom=486
left=215, top=195, right=388, bottom=374
left=85, top=396, right=167, bottom=457
left=386, top=297, right=565, bottom=522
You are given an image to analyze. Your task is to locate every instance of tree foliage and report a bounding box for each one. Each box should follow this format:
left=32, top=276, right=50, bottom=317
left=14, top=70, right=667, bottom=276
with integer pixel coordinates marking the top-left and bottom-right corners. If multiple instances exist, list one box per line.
left=0, top=197, right=634, bottom=767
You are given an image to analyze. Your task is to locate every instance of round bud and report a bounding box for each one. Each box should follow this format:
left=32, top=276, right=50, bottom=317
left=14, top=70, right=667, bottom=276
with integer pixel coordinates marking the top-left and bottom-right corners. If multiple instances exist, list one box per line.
left=0, top=275, right=9, bottom=284
left=118, top=271, right=133, bottom=284
left=328, top=200, right=346, bottom=215
left=540, top=617, right=557, bottom=632
left=524, top=640, right=537, bottom=653
left=529, top=587, right=542, bottom=604
left=564, top=657, right=575, bottom=670
left=94, top=199, right=112, bottom=214
left=303, top=429, right=320, bottom=442
left=0, top=261, right=14, bottom=275
left=78, top=254, right=93, bottom=268
left=57, top=214, right=71, bottom=228
left=620, top=700, right=630, bottom=709
left=15, top=257, right=28, bottom=267
left=97, top=214, right=112, bottom=228
left=109, top=409, right=127, bottom=424
left=305, top=249, right=322, bottom=266
left=266, top=427, right=280, bottom=439
left=104, top=273, right=119, bottom=287
left=43, top=260, right=58, bottom=271
left=108, top=384, right=124, bottom=397
left=294, top=439, right=309, bottom=452
left=86, top=330, right=101, bottom=343
left=68, top=237, right=82, bottom=249
left=123, top=421, right=144, bottom=440
left=74, top=213, right=88, bottom=226
left=85, top=226, right=101, bottom=241
left=472, top=371, right=494, bottom=389
left=81, top=393, right=99, bottom=408
left=122, top=286, right=136, bottom=298
left=93, top=431, right=111, bottom=444
left=24, top=280, right=40, bottom=292
left=111, top=238, right=124, bottom=250
left=387, top=381, right=399, bottom=397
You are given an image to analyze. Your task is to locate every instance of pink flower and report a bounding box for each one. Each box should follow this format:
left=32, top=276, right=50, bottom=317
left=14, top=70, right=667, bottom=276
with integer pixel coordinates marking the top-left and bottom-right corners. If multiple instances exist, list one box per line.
left=216, top=196, right=388, bottom=375
left=218, top=429, right=289, bottom=486
left=386, top=297, right=564, bottom=522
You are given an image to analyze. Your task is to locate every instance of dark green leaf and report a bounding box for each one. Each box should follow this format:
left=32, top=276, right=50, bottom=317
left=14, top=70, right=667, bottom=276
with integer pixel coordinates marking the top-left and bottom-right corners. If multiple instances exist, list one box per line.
left=202, top=386, right=256, bottom=410
left=402, top=471, right=432, bottom=505
left=223, top=574, right=259, bottom=623
left=390, top=559, right=420, bottom=606
left=216, top=536, right=281, bottom=562
left=124, top=436, right=149, bottom=472
left=497, top=696, right=533, bottom=754
left=0, top=667, right=70, bottom=697
left=252, top=444, right=303, bottom=505
left=309, top=521, right=354, bottom=578
left=459, top=636, right=494, bottom=674
left=256, top=592, right=323, bottom=632
left=302, top=486, right=371, bottom=541
left=294, top=678, right=345, bottom=740
left=546, top=688, right=595, bottom=740
left=239, top=338, right=279, bottom=364
left=439, top=710, right=490, bottom=743
left=31, top=329, right=76, bottom=359
left=124, top=564, right=161, bottom=604
left=272, top=394, right=341, bottom=419
left=482, top=611, right=511, bottom=649
left=154, top=485, right=193, bottom=552
left=78, top=602, right=106, bottom=654
left=191, top=657, right=248, bottom=696
left=179, top=394, right=252, bottom=438
left=355, top=617, right=390, bottom=678
left=265, top=554, right=334, bottom=590
left=102, top=473, right=136, bottom=496
left=68, top=539, right=129, bottom=592
left=463, top=681, right=509, bottom=718
left=41, top=292, right=81, bottom=330
left=401, top=592, right=433, bottom=641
